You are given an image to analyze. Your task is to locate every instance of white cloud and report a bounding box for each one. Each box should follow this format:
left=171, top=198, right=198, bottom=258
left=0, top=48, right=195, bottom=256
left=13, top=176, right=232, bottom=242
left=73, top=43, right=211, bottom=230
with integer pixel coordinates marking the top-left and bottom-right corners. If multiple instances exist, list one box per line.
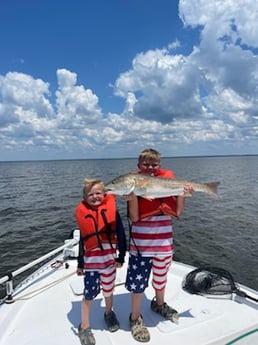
left=0, top=0, right=258, bottom=160
left=55, top=69, right=102, bottom=127
left=179, top=0, right=258, bottom=48
left=0, top=72, right=53, bottom=115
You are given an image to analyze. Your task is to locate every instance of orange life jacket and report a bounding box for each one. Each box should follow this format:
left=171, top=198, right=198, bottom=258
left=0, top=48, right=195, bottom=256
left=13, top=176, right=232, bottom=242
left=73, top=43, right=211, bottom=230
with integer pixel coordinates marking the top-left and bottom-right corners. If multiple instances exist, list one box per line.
left=75, top=194, right=117, bottom=252
left=138, top=169, right=178, bottom=219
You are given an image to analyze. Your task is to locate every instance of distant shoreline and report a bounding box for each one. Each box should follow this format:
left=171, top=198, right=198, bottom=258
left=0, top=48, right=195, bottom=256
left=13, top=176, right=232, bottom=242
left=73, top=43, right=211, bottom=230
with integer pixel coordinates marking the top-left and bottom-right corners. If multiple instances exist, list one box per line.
left=1, top=153, right=258, bottom=164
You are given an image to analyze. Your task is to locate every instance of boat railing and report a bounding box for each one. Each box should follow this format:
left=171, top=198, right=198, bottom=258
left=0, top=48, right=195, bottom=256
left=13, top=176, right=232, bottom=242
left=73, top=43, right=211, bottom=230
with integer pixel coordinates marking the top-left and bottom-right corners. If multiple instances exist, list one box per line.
left=0, top=229, right=80, bottom=303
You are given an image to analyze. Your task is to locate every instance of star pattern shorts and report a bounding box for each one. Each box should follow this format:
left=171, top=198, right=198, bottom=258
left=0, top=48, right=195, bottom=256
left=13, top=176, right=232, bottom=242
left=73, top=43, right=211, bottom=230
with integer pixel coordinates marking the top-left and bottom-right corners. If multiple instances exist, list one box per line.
left=125, top=255, right=152, bottom=293
left=83, top=266, right=116, bottom=300
left=125, top=254, right=172, bottom=293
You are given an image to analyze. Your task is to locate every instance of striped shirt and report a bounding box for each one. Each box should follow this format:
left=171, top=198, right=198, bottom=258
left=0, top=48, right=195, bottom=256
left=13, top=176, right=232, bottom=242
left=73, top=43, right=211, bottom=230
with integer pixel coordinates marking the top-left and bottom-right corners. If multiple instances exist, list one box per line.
left=83, top=243, right=117, bottom=270
left=130, top=215, right=174, bottom=257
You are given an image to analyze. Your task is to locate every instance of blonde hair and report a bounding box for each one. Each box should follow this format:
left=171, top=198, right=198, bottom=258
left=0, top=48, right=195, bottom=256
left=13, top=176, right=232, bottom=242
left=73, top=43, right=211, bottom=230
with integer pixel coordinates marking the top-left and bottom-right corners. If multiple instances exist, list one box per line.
left=82, top=178, right=104, bottom=199
left=138, top=148, right=161, bottom=163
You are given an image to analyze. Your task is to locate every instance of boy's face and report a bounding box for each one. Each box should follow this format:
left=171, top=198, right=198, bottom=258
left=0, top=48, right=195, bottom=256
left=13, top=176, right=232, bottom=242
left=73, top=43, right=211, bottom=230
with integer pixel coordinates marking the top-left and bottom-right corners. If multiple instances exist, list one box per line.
left=138, top=159, right=160, bottom=176
left=85, top=183, right=105, bottom=209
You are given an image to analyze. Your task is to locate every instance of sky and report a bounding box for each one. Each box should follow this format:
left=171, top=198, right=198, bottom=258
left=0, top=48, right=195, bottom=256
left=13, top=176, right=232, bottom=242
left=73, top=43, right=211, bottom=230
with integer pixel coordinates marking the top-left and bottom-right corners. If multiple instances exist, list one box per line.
left=0, top=0, right=258, bottom=161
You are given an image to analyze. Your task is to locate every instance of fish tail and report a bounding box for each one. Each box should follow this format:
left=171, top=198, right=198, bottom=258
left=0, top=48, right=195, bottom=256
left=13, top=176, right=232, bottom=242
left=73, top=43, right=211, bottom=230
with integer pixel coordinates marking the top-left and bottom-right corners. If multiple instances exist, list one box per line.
left=206, top=182, right=220, bottom=198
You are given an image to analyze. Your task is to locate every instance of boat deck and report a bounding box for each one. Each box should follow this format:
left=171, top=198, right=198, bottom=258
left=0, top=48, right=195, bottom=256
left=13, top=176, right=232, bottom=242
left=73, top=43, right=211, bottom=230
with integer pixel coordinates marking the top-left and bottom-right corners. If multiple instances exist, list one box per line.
left=1, top=253, right=258, bottom=345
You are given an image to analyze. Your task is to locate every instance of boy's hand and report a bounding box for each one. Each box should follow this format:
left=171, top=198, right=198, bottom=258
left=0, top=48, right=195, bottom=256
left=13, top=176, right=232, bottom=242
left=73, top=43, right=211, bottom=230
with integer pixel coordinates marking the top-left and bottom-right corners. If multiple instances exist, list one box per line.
left=76, top=268, right=84, bottom=276
left=115, top=262, right=123, bottom=268
left=183, top=183, right=195, bottom=196
left=123, top=192, right=137, bottom=201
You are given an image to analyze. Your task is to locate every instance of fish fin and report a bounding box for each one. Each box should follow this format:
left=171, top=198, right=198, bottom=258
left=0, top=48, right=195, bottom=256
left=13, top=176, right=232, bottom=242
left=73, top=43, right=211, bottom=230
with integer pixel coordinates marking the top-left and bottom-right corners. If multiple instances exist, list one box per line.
left=123, top=183, right=136, bottom=195
left=127, top=185, right=135, bottom=194
left=141, top=195, right=155, bottom=200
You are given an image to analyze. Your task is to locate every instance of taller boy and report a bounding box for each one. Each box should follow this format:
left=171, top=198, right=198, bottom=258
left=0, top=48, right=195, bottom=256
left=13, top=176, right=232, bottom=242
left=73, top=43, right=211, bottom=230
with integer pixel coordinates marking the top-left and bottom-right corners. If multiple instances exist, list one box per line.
left=124, top=148, right=194, bottom=342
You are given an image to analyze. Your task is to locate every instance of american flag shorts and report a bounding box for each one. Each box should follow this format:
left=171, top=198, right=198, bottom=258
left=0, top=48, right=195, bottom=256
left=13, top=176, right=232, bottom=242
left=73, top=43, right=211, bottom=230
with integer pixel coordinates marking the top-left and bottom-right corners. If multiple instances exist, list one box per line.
left=125, top=254, right=172, bottom=293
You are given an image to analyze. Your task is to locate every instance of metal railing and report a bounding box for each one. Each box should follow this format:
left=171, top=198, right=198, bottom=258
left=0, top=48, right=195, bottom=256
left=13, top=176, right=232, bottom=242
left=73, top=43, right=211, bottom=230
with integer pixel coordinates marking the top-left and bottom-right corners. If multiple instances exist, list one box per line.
left=0, top=230, right=80, bottom=302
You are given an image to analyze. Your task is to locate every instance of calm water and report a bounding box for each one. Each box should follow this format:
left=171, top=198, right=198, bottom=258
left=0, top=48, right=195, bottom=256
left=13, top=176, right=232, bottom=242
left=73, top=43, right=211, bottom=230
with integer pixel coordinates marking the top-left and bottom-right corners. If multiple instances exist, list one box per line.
left=0, top=156, right=258, bottom=298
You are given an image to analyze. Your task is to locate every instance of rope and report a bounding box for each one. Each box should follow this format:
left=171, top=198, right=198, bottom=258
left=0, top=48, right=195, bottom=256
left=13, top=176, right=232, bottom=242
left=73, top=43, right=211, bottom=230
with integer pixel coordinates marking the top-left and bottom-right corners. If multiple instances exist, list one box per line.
left=1, top=271, right=126, bottom=304
left=6, top=270, right=76, bottom=302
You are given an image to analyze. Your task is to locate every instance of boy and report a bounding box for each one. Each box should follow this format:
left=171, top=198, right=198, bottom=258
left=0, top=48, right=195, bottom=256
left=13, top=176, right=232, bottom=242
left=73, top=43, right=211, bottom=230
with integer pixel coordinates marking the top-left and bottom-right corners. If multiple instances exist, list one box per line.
left=124, top=149, right=194, bottom=342
left=76, top=179, right=126, bottom=345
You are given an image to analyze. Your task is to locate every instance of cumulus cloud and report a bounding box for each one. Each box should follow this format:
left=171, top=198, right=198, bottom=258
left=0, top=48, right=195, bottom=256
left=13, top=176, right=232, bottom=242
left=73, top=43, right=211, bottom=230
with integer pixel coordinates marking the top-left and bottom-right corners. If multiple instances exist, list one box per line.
left=115, top=50, right=204, bottom=123
left=55, top=69, right=102, bottom=128
left=0, top=69, right=104, bottom=155
left=0, top=0, right=258, bottom=160
left=115, top=0, right=258, bottom=124
left=113, top=0, right=258, bottom=154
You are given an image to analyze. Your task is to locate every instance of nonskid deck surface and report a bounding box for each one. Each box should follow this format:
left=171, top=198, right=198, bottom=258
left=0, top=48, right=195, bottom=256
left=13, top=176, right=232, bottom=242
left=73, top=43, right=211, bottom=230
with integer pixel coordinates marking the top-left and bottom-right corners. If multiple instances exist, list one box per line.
left=1, top=256, right=258, bottom=345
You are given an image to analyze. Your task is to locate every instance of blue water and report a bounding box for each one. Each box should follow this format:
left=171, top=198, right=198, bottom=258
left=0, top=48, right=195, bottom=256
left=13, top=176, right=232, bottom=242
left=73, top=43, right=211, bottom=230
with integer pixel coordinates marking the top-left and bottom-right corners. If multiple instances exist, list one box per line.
left=0, top=156, right=258, bottom=297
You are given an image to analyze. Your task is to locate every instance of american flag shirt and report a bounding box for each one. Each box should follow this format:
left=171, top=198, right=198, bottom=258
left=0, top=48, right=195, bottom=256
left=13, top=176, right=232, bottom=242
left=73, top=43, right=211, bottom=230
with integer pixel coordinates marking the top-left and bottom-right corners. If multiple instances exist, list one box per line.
left=129, top=215, right=174, bottom=257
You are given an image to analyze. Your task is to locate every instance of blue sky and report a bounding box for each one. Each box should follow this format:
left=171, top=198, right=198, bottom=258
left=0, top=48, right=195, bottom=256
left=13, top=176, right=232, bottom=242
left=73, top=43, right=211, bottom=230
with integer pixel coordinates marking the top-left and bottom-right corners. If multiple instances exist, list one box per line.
left=0, top=0, right=258, bottom=161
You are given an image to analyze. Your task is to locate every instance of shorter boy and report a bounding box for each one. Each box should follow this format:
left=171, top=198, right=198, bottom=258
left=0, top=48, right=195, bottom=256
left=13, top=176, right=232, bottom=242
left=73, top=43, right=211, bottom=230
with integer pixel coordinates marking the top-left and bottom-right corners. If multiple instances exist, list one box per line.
left=76, top=179, right=126, bottom=345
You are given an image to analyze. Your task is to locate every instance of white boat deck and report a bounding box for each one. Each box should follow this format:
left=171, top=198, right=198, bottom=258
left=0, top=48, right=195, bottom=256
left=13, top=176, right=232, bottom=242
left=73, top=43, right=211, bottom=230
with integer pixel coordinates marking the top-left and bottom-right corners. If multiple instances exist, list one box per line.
left=1, top=249, right=258, bottom=345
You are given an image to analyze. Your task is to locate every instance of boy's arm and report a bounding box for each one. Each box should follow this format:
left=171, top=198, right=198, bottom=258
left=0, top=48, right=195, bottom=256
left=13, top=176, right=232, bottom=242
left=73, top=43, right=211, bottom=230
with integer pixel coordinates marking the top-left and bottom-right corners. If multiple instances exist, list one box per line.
left=176, top=196, right=186, bottom=217
left=77, top=235, right=84, bottom=269
left=176, top=183, right=195, bottom=217
left=125, top=193, right=139, bottom=222
left=115, top=211, right=127, bottom=264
